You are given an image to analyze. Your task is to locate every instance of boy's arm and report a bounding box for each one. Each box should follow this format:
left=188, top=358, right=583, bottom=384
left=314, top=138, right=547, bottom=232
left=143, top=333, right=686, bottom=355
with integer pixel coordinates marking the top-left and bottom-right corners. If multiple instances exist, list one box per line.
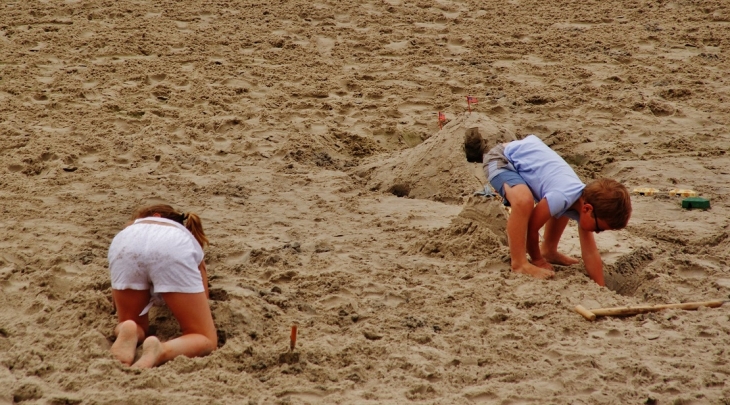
left=577, top=228, right=605, bottom=286
left=526, top=198, right=553, bottom=267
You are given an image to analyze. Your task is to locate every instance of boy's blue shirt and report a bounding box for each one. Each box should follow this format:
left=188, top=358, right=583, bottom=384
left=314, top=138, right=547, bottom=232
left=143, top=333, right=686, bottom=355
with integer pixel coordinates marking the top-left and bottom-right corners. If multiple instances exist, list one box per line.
left=504, top=135, right=585, bottom=220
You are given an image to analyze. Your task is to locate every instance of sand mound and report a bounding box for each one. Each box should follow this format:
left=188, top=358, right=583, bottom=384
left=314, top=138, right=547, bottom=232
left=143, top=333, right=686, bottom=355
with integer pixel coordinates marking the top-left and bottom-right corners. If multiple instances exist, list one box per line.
left=410, top=196, right=509, bottom=260
left=357, top=113, right=515, bottom=203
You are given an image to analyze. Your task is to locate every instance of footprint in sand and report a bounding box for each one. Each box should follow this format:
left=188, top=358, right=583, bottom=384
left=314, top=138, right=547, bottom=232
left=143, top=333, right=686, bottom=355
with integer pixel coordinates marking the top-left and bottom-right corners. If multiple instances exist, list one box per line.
left=147, top=73, right=166, bottom=84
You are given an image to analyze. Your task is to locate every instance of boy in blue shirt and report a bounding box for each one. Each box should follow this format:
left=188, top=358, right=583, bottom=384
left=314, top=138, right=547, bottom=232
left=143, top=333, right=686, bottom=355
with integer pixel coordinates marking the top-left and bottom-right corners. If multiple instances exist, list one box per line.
left=481, top=135, right=632, bottom=286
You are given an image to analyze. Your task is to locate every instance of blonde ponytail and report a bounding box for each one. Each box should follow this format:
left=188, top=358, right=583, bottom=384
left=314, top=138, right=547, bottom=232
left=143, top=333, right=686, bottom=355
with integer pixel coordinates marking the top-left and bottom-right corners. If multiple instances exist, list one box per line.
left=184, top=212, right=208, bottom=248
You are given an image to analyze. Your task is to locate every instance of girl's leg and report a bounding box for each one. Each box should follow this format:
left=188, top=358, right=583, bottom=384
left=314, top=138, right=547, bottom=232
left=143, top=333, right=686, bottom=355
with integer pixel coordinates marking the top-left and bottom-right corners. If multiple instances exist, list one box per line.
left=132, top=292, right=217, bottom=368
left=111, top=289, right=151, bottom=365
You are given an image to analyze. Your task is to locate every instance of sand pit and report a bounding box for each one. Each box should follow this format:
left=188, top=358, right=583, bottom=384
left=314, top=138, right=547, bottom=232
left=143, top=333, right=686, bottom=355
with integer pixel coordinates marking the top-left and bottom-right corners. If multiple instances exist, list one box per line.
left=2, top=0, right=730, bottom=404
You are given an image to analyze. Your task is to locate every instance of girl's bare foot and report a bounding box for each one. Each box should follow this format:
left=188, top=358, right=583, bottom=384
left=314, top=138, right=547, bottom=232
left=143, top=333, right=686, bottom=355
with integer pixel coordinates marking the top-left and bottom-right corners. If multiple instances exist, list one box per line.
left=111, top=320, right=138, bottom=366
left=131, top=336, right=163, bottom=369
left=541, top=251, right=579, bottom=266
left=512, top=262, right=555, bottom=279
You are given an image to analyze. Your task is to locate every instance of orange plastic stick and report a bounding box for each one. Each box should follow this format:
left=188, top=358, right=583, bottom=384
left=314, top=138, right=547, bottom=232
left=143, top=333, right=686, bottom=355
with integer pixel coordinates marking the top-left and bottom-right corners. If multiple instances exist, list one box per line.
left=290, top=325, right=298, bottom=351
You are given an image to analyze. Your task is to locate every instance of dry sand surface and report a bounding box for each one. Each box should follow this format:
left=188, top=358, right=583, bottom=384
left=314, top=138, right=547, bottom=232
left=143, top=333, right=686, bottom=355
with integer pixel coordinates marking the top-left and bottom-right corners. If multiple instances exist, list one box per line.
left=2, top=0, right=730, bottom=404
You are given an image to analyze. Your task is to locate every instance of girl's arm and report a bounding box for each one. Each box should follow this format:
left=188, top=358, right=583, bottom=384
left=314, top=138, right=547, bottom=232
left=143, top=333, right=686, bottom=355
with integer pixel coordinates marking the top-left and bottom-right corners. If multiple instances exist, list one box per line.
left=199, top=260, right=210, bottom=299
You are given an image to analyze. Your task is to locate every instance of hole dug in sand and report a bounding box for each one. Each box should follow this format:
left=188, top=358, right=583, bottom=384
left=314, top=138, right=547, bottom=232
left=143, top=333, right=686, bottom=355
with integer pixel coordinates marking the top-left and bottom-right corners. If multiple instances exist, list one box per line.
left=603, top=247, right=656, bottom=297
left=144, top=295, right=233, bottom=351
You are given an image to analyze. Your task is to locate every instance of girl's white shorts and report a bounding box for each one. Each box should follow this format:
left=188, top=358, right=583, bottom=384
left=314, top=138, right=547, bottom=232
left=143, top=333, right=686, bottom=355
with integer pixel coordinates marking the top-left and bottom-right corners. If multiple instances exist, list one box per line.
left=108, top=218, right=204, bottom=294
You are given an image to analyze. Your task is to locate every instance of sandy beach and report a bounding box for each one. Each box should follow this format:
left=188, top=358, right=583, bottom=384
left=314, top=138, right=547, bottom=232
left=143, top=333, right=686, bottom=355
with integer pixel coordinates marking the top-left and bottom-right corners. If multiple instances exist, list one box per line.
left=2, top=0, right=730, bottom=403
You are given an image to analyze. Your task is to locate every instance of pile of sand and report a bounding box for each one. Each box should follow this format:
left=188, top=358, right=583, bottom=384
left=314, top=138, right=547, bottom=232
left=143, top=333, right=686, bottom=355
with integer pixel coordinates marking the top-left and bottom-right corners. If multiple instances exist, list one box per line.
left=359, top=113, right=515, bottom=203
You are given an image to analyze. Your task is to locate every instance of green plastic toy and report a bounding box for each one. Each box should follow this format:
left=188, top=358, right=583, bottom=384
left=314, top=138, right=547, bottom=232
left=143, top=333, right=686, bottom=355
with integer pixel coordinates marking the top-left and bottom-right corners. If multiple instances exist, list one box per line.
left=681, top=197, right=710, bottom=210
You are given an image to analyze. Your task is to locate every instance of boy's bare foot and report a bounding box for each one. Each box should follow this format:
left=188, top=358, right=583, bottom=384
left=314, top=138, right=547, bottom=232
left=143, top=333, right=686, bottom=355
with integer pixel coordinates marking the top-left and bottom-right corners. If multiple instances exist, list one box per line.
left=111, top=320, right=138, bottom=366
left=531, top=258, right=555, bottom=271
left=541, top=251, right=579, bottom=266
left=512, top=263, right=555, bottom=279
left=131, top=336, right=163, bottom=369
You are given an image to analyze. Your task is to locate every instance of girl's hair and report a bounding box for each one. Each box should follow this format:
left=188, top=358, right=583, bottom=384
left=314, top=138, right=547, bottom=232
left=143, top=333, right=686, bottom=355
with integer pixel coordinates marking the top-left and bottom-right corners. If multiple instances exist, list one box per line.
left=132, top=204, right=209, bottom=248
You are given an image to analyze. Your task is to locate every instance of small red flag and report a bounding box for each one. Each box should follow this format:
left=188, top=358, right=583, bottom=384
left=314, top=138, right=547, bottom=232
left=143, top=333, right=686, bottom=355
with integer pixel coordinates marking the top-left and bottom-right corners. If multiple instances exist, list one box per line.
left=466, top=96, right=478, bottom=113
left=438, top=111, right=446, bottom=129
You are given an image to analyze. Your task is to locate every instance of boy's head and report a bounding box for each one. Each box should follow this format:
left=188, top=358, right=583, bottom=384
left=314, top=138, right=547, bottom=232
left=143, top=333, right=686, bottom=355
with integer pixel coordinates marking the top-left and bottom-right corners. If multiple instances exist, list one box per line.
left=582, top=178, right=632, bottom=231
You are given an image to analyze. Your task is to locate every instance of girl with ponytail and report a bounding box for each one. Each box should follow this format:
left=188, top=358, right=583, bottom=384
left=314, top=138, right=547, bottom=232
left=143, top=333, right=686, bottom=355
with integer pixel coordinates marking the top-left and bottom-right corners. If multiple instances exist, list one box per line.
left=107, top=204, right=216, bottom=368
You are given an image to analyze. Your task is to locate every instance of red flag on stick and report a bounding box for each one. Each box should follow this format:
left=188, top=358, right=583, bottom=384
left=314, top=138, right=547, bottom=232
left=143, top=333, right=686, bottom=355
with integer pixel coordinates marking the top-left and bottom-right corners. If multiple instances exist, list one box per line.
left=466, top=96, right=478, bottom=113
left=438, top=111, right=446, bottom=129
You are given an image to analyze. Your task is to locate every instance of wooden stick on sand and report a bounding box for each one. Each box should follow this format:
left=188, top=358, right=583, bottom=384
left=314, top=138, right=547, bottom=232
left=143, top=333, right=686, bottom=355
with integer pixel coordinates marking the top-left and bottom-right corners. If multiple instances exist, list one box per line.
left=574, top=300, right=727, bottom=321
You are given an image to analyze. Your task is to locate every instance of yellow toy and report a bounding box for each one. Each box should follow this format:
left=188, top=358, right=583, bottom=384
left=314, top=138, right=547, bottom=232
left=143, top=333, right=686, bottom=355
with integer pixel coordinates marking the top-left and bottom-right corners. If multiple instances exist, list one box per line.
left=632, top=187, right=659, bottom=196
left=669, top=189, right=698, bottom=197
